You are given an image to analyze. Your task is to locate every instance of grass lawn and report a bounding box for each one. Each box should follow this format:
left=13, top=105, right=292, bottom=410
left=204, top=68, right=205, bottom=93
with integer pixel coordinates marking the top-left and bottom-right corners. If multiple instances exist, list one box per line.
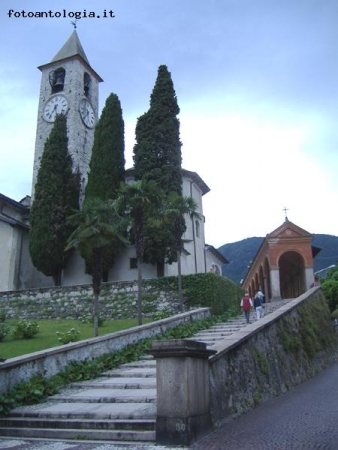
left=0, top=318, right=151, bottom=359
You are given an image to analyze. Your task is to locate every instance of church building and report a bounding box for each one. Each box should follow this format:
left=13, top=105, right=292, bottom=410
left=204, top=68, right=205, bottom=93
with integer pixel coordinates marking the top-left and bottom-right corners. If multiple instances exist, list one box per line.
left=242, top=217, right=319, bottom=301
left=0, top=30, right=226, bottom=292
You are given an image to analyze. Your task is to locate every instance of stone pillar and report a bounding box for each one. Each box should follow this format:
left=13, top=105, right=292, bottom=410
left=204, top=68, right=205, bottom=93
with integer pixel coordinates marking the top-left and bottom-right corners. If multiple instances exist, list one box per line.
left=270, top=268, right=282, bottom=301
left=263, top=276, right=269, bottom=302
left=304, top=267, right=315, bottom=290
left=149, top=339, right=216, bottom=447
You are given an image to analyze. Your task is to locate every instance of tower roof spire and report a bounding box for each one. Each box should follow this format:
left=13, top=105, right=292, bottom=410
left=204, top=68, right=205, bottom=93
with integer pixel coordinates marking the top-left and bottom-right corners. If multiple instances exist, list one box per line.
left=51, top=30, right=90, bottom=65
left=38, top=30, right=103, bottom=82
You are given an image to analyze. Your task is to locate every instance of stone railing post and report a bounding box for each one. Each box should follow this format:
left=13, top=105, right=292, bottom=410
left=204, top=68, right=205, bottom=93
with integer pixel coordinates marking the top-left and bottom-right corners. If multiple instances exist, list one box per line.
left=149, top=339, right=216, bottom=446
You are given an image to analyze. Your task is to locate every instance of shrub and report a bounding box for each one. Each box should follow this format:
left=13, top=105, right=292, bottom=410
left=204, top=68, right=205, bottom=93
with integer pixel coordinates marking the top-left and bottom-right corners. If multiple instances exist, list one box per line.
left=144, top=272, right=243, bottom=316
left=152, top=309, right=171, bottom=321
left=78, top=315, right=105, bottom=326
left=321, top=268, right=338, bottom=312
left=56, top=328, right=81, bottom=345
left=331, top=309, right=338, bottom=320
left=11, top=320, right=39, bottom=339
left=0, top=323, right=11, bottom=341
left=0, top=310, right=6, bottom=322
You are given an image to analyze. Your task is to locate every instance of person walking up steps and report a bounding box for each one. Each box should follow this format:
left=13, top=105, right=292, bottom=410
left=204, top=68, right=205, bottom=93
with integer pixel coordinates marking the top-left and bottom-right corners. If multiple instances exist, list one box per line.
left=241, top=292, right=253, bottom=324
left=254, top=292, right=264, bottom=320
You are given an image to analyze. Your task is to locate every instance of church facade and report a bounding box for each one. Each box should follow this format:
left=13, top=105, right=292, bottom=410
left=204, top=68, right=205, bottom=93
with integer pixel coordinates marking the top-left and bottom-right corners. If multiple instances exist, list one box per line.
left=242, top=218, right=319, bottom=301
left=0, top=31, right=226, bottom=292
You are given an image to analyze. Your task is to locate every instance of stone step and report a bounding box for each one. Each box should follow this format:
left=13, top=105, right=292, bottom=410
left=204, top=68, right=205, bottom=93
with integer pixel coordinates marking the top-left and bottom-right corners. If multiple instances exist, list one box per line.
left=70, top=377, right=157, bottom=390
left=0, top=426, right=155, bottom=442
left=193, top=332, right=233, bottom=338
left=102, top=367, right=156, bottom=378
left=0, top=417, right=155, bottom=431
left=187, top=336, right=230, bottom=344
left=117, top=360, right=156, bottom=368
left=9, top=402, right=156, bottom=420
left=207, top=326, right=242, bottom=331
left=49, top=388, right=157, bottom=403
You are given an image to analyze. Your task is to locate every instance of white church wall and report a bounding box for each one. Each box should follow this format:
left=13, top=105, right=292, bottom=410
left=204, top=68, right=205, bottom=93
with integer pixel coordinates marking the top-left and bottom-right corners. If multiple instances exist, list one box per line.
left=0, top=221, right=17, bottom=291
left=109, top=246, right=157, bottom=282
left=62, top=251, right=92, bottom=286
left=18, top=231, right=54, bottom=290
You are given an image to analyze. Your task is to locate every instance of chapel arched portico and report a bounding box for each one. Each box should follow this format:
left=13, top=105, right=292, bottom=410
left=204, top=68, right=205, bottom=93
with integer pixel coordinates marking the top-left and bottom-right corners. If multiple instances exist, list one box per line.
left=242, top=219, right=320, bottom=302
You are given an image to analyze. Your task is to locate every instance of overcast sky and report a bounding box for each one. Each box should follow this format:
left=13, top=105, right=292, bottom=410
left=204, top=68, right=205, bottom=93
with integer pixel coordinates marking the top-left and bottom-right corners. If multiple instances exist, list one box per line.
left=1, top=0, right=338, bottom=248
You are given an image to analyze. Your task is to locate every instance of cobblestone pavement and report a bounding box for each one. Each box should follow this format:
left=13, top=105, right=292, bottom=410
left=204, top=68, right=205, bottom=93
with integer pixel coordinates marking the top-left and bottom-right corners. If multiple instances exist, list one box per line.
left=0, top=441, right=187, bottom=450
left=1, top=362, right=338, bottom=450
left=191, top=361, right=338, bottom=450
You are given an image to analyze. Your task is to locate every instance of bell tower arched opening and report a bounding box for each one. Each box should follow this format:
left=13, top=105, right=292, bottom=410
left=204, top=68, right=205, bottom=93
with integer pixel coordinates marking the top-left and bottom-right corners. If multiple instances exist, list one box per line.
left=279, top=251, right=305, bottom=299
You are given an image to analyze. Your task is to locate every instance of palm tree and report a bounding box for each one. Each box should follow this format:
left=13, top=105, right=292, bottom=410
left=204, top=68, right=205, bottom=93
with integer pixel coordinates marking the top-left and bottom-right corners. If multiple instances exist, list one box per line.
left=164, top=193, right=202, bottom=312
left=65, top=198, right=129, bottom=336
left=118, top=181, right=163, bottom=325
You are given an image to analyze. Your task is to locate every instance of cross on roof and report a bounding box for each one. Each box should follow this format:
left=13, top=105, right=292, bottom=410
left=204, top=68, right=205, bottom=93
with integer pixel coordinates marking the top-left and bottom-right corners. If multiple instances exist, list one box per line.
left=283, top=206, right=289, bottom=221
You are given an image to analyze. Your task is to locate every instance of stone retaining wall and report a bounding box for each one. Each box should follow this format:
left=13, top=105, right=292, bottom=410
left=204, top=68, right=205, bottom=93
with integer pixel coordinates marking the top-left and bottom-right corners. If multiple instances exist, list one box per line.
left=0, top=281, right=179, bottom=320
left=0, top=308, right=210, bottom=395
left=209, top=287, right=338, bottom=428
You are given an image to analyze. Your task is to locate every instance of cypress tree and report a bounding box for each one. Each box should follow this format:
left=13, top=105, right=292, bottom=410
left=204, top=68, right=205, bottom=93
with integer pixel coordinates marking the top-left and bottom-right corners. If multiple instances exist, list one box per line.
left=85, top=93, right=125, bottom=199
left=84, top=93, right=125, bottom=278
left=133, top=65, right=184, bottom=265
left=133, top=65, right=182, bottom=194
left=29, top=114, right=80, bottom=285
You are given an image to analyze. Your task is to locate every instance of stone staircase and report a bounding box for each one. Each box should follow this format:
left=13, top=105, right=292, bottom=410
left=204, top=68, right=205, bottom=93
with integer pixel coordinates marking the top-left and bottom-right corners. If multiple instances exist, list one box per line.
left=0, top=300, right=289, bottom=445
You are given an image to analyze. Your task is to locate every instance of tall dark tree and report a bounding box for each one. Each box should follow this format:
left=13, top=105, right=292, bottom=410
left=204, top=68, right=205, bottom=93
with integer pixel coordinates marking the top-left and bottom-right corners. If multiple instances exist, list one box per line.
left=85, top=93, right=125, bottom=199
left=29, top=114, right=80, bottom=286
left=133, top=65, right=183, bottom=265
left=84, top=93, right=125, bottom=278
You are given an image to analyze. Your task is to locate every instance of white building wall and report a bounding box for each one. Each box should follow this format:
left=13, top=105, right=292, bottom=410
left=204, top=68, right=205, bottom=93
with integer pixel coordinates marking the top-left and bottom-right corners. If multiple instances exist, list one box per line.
left=0, top=221, right=17, bottom=291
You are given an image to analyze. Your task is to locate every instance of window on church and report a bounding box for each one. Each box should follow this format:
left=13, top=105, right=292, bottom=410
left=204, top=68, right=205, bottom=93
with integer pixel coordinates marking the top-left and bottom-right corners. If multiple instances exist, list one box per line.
left=49, top=68, right=65, bottom=94
left=130, top=258, right=138, bottom=269
left=195, top=220, right=200, bottom=238
left=157, top=263, right=164, bottom=277
left=84, top=73, right=91, bottom=96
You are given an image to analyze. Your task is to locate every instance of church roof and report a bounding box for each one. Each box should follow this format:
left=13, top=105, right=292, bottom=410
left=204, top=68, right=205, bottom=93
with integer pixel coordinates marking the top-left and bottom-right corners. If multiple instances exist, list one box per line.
left=205, top=244, right=228, bottom=264
left=38, top=31, right=103, bottom=82
left=51, top=30, right=90, bottom=65
left=0, top=194, right=29, bottom=229
left=266, top=218, right=312, bottom=239
left=124, top=168, right=210, bottom=196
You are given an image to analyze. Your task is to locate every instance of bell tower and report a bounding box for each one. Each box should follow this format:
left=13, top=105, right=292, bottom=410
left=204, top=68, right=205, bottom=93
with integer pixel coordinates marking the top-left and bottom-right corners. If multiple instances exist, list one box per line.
left=32, top=30, right=103, bottom=200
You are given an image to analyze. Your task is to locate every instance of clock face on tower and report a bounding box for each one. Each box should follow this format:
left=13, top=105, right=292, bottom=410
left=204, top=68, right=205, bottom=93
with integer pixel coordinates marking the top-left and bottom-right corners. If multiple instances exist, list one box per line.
left=43, top=94, right=68, bottom=122
left=79, top=98, right=95, bottom=128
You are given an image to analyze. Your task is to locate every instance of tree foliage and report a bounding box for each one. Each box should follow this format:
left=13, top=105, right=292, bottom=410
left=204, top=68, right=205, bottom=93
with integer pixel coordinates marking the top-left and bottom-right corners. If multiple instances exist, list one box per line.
left=117, top=180, right=163, bottom=325
left=85, top=93, right=125, bottom=200
left=83, top=93, right=125, bottom=277
left=162, top=193, right=202, bottom=311
left=66, top=198, right=129, bottom=336
left=321, top=265, right=338, bottom=313
left=29, top=114, right=80, bottom=286
left=133, top=65, right=183, bottom=265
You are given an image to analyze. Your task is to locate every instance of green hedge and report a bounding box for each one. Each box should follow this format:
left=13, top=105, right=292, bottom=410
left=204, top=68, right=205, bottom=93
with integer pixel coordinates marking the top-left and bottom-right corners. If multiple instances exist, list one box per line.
left=145, top=272, right=243, bottom=315
left=320, top=266, right=338, bottom=313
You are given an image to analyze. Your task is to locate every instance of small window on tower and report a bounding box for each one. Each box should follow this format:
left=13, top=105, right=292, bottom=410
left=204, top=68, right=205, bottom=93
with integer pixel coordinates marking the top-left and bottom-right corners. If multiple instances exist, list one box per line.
left=195, top=220, right=200, bottom=238
left=84, top=73, right=91, bottom=96
left=130, top=258, right=138, bottom=269
left=49, top=68, right=65, bottom=94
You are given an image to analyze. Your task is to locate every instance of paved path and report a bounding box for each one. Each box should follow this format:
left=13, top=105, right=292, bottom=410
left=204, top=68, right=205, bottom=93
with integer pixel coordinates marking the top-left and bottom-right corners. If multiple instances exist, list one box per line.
left=1, top=361, right=338, bottom=449
left=191, top=361, right=338, bottom=450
